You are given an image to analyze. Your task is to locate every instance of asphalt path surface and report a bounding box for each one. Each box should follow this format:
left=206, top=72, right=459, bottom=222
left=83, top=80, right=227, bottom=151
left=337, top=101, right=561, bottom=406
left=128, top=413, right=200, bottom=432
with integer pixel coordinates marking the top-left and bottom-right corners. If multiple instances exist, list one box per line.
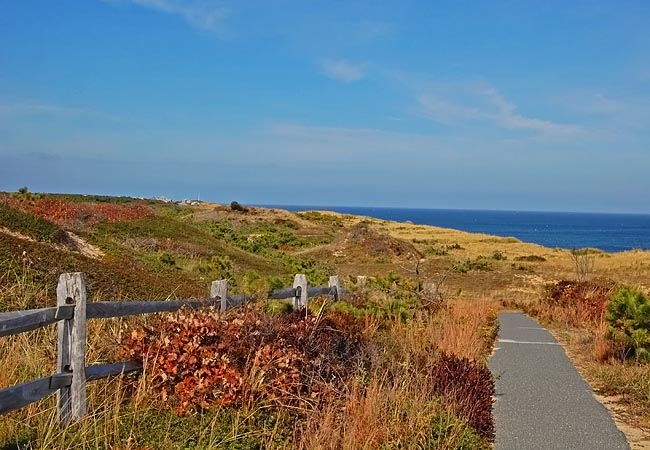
left=488, top=312, right=629, bottom=450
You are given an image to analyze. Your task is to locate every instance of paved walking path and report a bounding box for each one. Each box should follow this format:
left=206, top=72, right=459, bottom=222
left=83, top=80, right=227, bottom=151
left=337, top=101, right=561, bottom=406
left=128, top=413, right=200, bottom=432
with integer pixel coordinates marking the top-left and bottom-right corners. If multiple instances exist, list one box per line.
left=488, top=312, right=629, bottom=450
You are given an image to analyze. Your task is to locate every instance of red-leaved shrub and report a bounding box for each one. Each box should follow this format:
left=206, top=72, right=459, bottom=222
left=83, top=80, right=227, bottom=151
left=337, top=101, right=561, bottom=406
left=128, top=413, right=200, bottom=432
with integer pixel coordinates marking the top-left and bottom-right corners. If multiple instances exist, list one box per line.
left=429, top=352, right=495, bottom=441
left=0, top=196, right=153, bottom=228
left=121, top=306, right=366, bottom=414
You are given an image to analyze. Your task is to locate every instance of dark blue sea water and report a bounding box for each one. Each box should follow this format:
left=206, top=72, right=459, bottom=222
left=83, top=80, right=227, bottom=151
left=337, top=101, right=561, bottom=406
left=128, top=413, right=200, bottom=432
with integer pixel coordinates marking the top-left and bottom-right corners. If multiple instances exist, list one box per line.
left=265, top=206, right=650, bottom=253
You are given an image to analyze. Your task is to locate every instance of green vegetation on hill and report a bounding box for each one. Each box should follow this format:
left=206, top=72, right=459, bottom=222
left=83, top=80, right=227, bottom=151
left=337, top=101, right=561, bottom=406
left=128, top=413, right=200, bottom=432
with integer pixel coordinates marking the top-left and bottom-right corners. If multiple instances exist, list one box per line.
left=0, top=203, right=66, bottom=243
left=0, top=233, right=206, bottom=309
left=49, top=193, right=145, bottom=204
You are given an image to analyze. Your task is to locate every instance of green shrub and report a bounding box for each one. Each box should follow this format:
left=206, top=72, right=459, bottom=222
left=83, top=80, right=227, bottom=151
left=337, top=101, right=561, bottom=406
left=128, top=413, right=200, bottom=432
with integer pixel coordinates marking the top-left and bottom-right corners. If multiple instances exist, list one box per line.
left=426, top=245, right=449, bottom=256
left=267, top=276, right=285, bottom=291
left=451, top=258, right=493, bottom=273
left=606, top=287, right=650, bottom=361
left=211, top=255, right=234, bottom=280
left=239, top=270, right=269, bottom=293
left=369, top=272, right=402, bottom=290
left=296, top=211, right=344, bottom=228
left=491, top=250, right=506, bottom=261
left=209, top=219, right=319, bottom=255
left=275, top=253, right=332, bottom=286
left=159, top=252, right=176, bottom=266
left=230, top=201, right=249, bottom=212
left=12, top=187, right=42, bottom=201
left=511, top=263, right=533, bottom=272
left=265, top=299, right=294, bottom=315
left=427, top=412, right=485, bottom=450
left=514, top=255, right=546, bottom=262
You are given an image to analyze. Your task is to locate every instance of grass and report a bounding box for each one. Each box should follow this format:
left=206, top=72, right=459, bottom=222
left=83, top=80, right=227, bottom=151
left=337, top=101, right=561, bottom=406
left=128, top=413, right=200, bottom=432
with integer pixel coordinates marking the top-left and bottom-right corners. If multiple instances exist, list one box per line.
left=0, top=233, right=207, bottom=305
left=299, top=295, right=497, bottom=449
left=0, top=267, right=498, bottom=449
left=2, top=194, right=650, bottom=447
left=47, top=193, right=144, bottom=204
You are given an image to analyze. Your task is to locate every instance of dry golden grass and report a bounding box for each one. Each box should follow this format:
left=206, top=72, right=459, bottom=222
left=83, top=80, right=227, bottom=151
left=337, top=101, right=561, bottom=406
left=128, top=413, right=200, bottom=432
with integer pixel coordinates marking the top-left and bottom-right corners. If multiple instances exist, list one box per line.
left=297, top=297, right=498, bottom=449
left=433, top=299, right=500, bottom=361
left=301, top=208, right=650, bottom=294
left=299, top=375, right=479, bottom=450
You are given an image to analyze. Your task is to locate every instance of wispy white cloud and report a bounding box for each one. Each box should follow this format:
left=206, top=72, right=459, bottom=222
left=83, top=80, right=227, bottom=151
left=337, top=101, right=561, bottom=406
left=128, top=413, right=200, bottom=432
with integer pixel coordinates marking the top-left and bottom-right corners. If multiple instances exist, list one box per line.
left=551, top=92, right=625, bottom=116
left=417, top=96, right=484, bottom=123
left=107, top=0, right=229, bottom=34
left=262, top=121, right=518, bottom=168
left=418, top=83, right=581, bottom=135
left=482, top=87, right=580, bottom=134
left=550, top=90, right=650, bottom=133
left=320, top=59, right=367, bottom=82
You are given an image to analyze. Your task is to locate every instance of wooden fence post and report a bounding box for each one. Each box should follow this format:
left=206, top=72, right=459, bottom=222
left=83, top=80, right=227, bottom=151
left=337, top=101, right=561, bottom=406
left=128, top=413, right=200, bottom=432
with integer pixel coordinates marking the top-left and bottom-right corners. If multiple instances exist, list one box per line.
left=210, top=280, right=229, bottom=313
left=328, top=276, right=341, bottom=301
left=356, top=275, right=368, bottom=292
left=293, top=274, right=308, bottom=309
left=56, top=272, right=87, bottom=426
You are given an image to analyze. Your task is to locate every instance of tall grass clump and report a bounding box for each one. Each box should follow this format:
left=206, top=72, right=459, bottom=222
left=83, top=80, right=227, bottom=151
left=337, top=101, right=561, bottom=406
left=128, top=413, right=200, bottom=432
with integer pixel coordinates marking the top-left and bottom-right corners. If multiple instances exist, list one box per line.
left=0, top=262, right=52, bottom=311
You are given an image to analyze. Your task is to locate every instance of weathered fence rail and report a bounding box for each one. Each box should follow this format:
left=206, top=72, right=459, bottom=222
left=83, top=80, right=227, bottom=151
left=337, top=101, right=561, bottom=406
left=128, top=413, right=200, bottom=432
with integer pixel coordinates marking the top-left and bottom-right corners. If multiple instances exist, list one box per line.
left=0, top=272, right=344, bottom=425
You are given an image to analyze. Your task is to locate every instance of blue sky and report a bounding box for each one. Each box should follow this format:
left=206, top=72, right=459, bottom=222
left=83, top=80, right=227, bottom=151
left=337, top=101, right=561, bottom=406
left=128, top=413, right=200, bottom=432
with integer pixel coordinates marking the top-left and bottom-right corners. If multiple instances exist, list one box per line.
left=1, top=1, right=649, bottom=213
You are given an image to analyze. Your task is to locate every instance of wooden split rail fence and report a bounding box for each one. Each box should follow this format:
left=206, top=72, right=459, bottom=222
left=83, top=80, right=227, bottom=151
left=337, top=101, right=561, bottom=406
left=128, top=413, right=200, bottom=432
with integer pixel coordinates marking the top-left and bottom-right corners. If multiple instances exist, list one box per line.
left=0, top=272, right=344, bottom=425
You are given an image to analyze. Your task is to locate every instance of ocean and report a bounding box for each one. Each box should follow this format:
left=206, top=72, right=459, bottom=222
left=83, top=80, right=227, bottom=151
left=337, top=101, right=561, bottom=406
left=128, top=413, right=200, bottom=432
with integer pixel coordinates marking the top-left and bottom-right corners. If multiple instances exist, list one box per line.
left=265, top=206, right=650, bottom=253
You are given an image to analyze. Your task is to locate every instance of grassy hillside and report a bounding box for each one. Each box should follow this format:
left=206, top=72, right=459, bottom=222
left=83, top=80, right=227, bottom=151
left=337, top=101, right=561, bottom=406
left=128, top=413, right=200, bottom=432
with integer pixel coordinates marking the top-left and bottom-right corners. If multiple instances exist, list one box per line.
left=1, top=191, right=649, bottom=448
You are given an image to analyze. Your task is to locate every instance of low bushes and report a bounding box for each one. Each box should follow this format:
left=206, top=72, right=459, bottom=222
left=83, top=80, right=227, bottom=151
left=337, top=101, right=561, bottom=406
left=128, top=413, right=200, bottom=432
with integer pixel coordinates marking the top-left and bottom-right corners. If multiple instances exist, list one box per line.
left=121, top=306, right=367, bottom=414
left=514, top=254, right=546, bottom=262
left=606, top=287, right=650, bottom=361
left=120, top=291, right=496, bottom=447
left=536, top=281, right=650, bottom=363
left=451, top=257, right=493, bottom=273
left=538, top=280, right=616, bottom=327
left=0, top=194, right=154, bottom=229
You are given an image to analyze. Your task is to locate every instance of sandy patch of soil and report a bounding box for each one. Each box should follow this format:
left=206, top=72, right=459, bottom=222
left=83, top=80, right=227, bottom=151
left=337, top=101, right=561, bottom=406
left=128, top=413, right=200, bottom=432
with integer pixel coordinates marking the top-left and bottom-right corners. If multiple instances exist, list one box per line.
left=63, top=231, right=104, bottom=259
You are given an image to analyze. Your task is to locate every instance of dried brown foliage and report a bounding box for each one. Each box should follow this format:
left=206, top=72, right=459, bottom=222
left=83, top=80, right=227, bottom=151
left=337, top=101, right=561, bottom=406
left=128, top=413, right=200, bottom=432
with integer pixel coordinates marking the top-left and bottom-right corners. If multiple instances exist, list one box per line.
left=337, top=222, right=422, bottom=259
left=121, top=306, right=366, bottom=414
left=541, top=280, right=617, bottom=326
left=123, top=237, right=211, bottom=257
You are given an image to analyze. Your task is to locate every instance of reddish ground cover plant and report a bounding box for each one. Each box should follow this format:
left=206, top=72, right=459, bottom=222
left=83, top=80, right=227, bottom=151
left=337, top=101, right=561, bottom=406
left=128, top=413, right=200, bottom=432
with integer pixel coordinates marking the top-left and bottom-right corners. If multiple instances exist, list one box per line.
left=0, top=195, right=153, bottom=228
left=429, top=352, right=495, bottom=440
left=121, top=306, right=367, bottom=414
